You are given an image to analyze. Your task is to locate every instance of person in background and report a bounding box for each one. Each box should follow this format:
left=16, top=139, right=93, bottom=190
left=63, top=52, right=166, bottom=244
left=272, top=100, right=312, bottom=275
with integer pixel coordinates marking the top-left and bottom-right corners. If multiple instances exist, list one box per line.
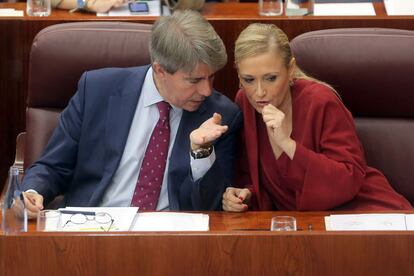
left=20, top=10, right=242, bottom=218
left=222, top=23, right=412, bottom=212
left=51, top=0, right=124, bottom=13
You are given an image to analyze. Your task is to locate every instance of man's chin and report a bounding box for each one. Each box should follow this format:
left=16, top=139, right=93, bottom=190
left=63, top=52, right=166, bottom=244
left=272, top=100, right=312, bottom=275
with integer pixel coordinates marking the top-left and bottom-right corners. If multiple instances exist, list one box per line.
left=183, top=101, right=203, bottom=112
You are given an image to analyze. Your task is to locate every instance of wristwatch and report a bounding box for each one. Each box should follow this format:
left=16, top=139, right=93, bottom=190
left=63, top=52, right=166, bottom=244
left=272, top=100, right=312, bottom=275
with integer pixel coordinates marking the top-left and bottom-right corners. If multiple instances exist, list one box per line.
left=190, top=146, right=213, bottom=159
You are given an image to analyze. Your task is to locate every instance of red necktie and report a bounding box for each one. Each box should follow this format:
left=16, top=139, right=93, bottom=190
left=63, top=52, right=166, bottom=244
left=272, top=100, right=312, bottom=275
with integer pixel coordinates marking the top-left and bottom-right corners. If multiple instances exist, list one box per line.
left=130, top=101, right=171, bottom=210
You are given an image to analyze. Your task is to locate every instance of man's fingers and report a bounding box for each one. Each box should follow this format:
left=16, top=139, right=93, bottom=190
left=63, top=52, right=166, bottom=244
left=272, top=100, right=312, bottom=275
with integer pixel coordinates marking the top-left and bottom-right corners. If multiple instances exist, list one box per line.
left=191, top=125, right=228, bottom=146
left=23, top=192, right=44, bottom=210
left=26, top=209, right=39, bottom=219
left=212, top=113, right=222, bottom=124
left=190, top=113, right=228, bottom=148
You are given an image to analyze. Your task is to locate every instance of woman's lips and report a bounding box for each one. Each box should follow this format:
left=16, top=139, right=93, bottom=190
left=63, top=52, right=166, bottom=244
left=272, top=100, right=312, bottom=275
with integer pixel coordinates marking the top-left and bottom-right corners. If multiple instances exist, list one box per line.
left=256, top=101, right=269, bottom=106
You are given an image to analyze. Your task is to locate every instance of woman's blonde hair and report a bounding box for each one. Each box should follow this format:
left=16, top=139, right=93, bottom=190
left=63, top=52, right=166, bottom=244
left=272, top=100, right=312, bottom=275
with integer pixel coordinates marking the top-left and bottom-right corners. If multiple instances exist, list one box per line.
left=235, top=23, right=336, bottom=93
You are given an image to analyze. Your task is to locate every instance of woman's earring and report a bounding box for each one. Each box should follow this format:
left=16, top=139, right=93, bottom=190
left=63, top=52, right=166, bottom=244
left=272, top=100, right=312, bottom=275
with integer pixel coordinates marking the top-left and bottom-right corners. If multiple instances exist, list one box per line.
left=289, top=79, right=294, bottom=86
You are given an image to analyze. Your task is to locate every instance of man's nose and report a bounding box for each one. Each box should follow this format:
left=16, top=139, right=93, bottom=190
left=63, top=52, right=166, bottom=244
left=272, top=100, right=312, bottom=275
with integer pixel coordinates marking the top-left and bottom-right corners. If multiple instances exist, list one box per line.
left=198, top=80, right=213, bottom=97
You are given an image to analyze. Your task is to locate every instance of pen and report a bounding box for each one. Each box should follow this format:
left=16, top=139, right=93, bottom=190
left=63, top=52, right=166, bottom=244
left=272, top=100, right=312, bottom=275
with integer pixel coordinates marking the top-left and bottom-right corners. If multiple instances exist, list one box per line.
left=59, top=210, right=96, bottom=216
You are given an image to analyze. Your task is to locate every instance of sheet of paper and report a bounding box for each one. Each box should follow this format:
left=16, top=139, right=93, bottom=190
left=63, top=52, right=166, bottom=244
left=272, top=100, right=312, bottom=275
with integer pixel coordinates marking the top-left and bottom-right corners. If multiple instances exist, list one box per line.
left=384, top=0, right=414, bottom=16
left=286, top=0, right=309, bottom=16
left=57, top=207, right=138, bottom=232
left=0, top=9, right=24, bottom=17
left=314, top=3, right=376, bottom=16
left=405, top=214, right=414, bottom=230
left=315, top=0, right=381, bottom=2
left=97, top=1, right=163, bottom=17
left=325, top=214, right=407, bottom=231
left=132, top=212, right=209, bottom=231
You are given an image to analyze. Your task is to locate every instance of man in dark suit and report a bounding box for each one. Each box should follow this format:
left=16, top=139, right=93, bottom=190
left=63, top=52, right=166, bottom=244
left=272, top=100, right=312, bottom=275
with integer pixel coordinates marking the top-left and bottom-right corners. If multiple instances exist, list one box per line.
left=21, top=10, right=242, bottom=218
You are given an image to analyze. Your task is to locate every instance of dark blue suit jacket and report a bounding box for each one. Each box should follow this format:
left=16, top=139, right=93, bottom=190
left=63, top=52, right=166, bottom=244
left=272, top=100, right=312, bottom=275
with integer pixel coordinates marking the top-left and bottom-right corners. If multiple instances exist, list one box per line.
left=22, top=65, right=242, bottom=210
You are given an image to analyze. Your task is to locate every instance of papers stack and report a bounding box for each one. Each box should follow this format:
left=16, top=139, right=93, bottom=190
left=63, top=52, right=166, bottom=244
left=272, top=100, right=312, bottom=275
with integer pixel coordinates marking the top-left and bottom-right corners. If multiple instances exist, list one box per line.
left=0, top=8, right=24, bottom=17
left=314, top=3, right=376, bottom=16
left=384, top=0, right=414, bottom=16
left=58, top=207, right=138, bottom=232
left=325, top=213, right=414, bottom=231
left=40, top=207, right=209, bottom=232
left=132, top=212, right=209, bottom=231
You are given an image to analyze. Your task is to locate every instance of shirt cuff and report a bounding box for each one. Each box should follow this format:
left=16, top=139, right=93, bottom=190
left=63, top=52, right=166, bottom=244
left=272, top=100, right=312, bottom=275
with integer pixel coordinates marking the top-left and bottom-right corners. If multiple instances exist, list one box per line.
left=25, top=189, right=39, bottom=194
left=190, top=147, right=216, bottom=181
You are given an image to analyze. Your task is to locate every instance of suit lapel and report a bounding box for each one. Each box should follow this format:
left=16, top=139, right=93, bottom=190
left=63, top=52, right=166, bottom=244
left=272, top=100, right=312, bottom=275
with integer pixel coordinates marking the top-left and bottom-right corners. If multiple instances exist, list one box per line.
left=104, top=93, right=139, bottom=171
left=104, top=68, right=148, bottom=174
left=89, top=67, right=148, bottom=205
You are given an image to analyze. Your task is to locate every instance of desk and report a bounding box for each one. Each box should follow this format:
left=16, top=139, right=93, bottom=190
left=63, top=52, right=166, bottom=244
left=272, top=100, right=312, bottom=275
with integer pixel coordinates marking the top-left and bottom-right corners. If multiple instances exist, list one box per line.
left=1, top=2, right=414, bottom=189
left=1, top=211, right=413, bottom=275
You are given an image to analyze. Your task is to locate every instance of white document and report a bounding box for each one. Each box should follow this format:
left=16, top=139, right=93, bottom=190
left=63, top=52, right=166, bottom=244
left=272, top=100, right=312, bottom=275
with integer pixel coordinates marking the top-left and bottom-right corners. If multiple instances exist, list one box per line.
left=132, top=212, right=209, bottom=231
left=384, top=0, right=414, bottom=16
left=314, top=3, right=376, bottom=16
left=285, top=0, right=309, bottom=16
left=405, top=214, right=414, bottom=230
left=58, top=207, right=138, bottom=232
left=0, top=8, right=24, bottom=17
left=325, top=214, right=408, bottom=231
left=97, top=1, right=163, bottom=17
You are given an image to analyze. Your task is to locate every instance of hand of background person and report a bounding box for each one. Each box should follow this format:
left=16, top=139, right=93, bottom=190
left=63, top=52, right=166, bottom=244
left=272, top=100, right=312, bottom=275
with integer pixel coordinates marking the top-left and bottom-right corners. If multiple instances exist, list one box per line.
left=85, top=0, right=124, bottom=13
left=222, top=187, right=251, bottom=212
left=190, top=112, right=228, bottom=150
left=22, top=192, right=44, bottom=219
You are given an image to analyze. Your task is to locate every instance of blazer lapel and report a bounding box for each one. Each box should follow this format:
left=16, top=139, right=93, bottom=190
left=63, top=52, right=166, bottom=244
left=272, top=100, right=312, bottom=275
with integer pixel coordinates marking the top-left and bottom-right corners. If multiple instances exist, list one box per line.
left=104, top=93, right=139, bottom=171
left=89, top=67, right=148, bottom=205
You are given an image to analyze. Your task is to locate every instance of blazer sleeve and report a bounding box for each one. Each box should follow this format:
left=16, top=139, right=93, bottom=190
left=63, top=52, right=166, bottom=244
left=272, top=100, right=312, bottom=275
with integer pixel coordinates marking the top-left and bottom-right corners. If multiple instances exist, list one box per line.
left=276, top=91, right=367, bottom=210
left=21, top=73, right=87, bottom=204
left=179, top=109, right=243, bottom=211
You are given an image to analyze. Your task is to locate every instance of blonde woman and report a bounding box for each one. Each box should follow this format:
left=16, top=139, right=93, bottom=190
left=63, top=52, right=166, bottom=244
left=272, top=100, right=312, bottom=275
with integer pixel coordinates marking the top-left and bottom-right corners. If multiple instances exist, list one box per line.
left=222, top=23, right=412, bottom=211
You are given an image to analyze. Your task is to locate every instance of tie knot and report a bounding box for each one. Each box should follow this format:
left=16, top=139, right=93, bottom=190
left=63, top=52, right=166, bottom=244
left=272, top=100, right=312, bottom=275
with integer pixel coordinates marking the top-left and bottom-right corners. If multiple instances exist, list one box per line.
left=156, top=101, right=171, bottom=115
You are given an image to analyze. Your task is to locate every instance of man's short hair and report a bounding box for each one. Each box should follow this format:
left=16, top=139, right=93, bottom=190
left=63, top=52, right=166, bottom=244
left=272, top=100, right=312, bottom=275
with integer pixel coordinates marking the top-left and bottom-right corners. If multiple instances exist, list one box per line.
left=150, top=10, right=227, bottom=74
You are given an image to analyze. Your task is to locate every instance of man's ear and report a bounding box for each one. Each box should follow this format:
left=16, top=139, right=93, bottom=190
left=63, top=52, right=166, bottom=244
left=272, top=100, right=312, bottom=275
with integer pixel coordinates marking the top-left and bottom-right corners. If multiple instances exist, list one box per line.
left=152, top=62, right=167, bottom=79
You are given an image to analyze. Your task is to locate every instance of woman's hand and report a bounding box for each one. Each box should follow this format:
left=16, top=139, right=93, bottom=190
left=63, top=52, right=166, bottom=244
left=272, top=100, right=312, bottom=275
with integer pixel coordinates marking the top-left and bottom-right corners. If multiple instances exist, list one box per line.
left=262, top=104, right=296, bottom=159
left=222, top=187, right=252, bottom=212
left=262, top=104, right=290, bottom=146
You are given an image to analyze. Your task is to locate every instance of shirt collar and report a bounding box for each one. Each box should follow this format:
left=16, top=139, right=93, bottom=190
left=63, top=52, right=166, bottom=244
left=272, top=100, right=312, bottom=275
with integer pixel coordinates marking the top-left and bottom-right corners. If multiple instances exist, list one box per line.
left=141, top=66, right=180, bottom=113
left=141, top=66, right=163, bottom=108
